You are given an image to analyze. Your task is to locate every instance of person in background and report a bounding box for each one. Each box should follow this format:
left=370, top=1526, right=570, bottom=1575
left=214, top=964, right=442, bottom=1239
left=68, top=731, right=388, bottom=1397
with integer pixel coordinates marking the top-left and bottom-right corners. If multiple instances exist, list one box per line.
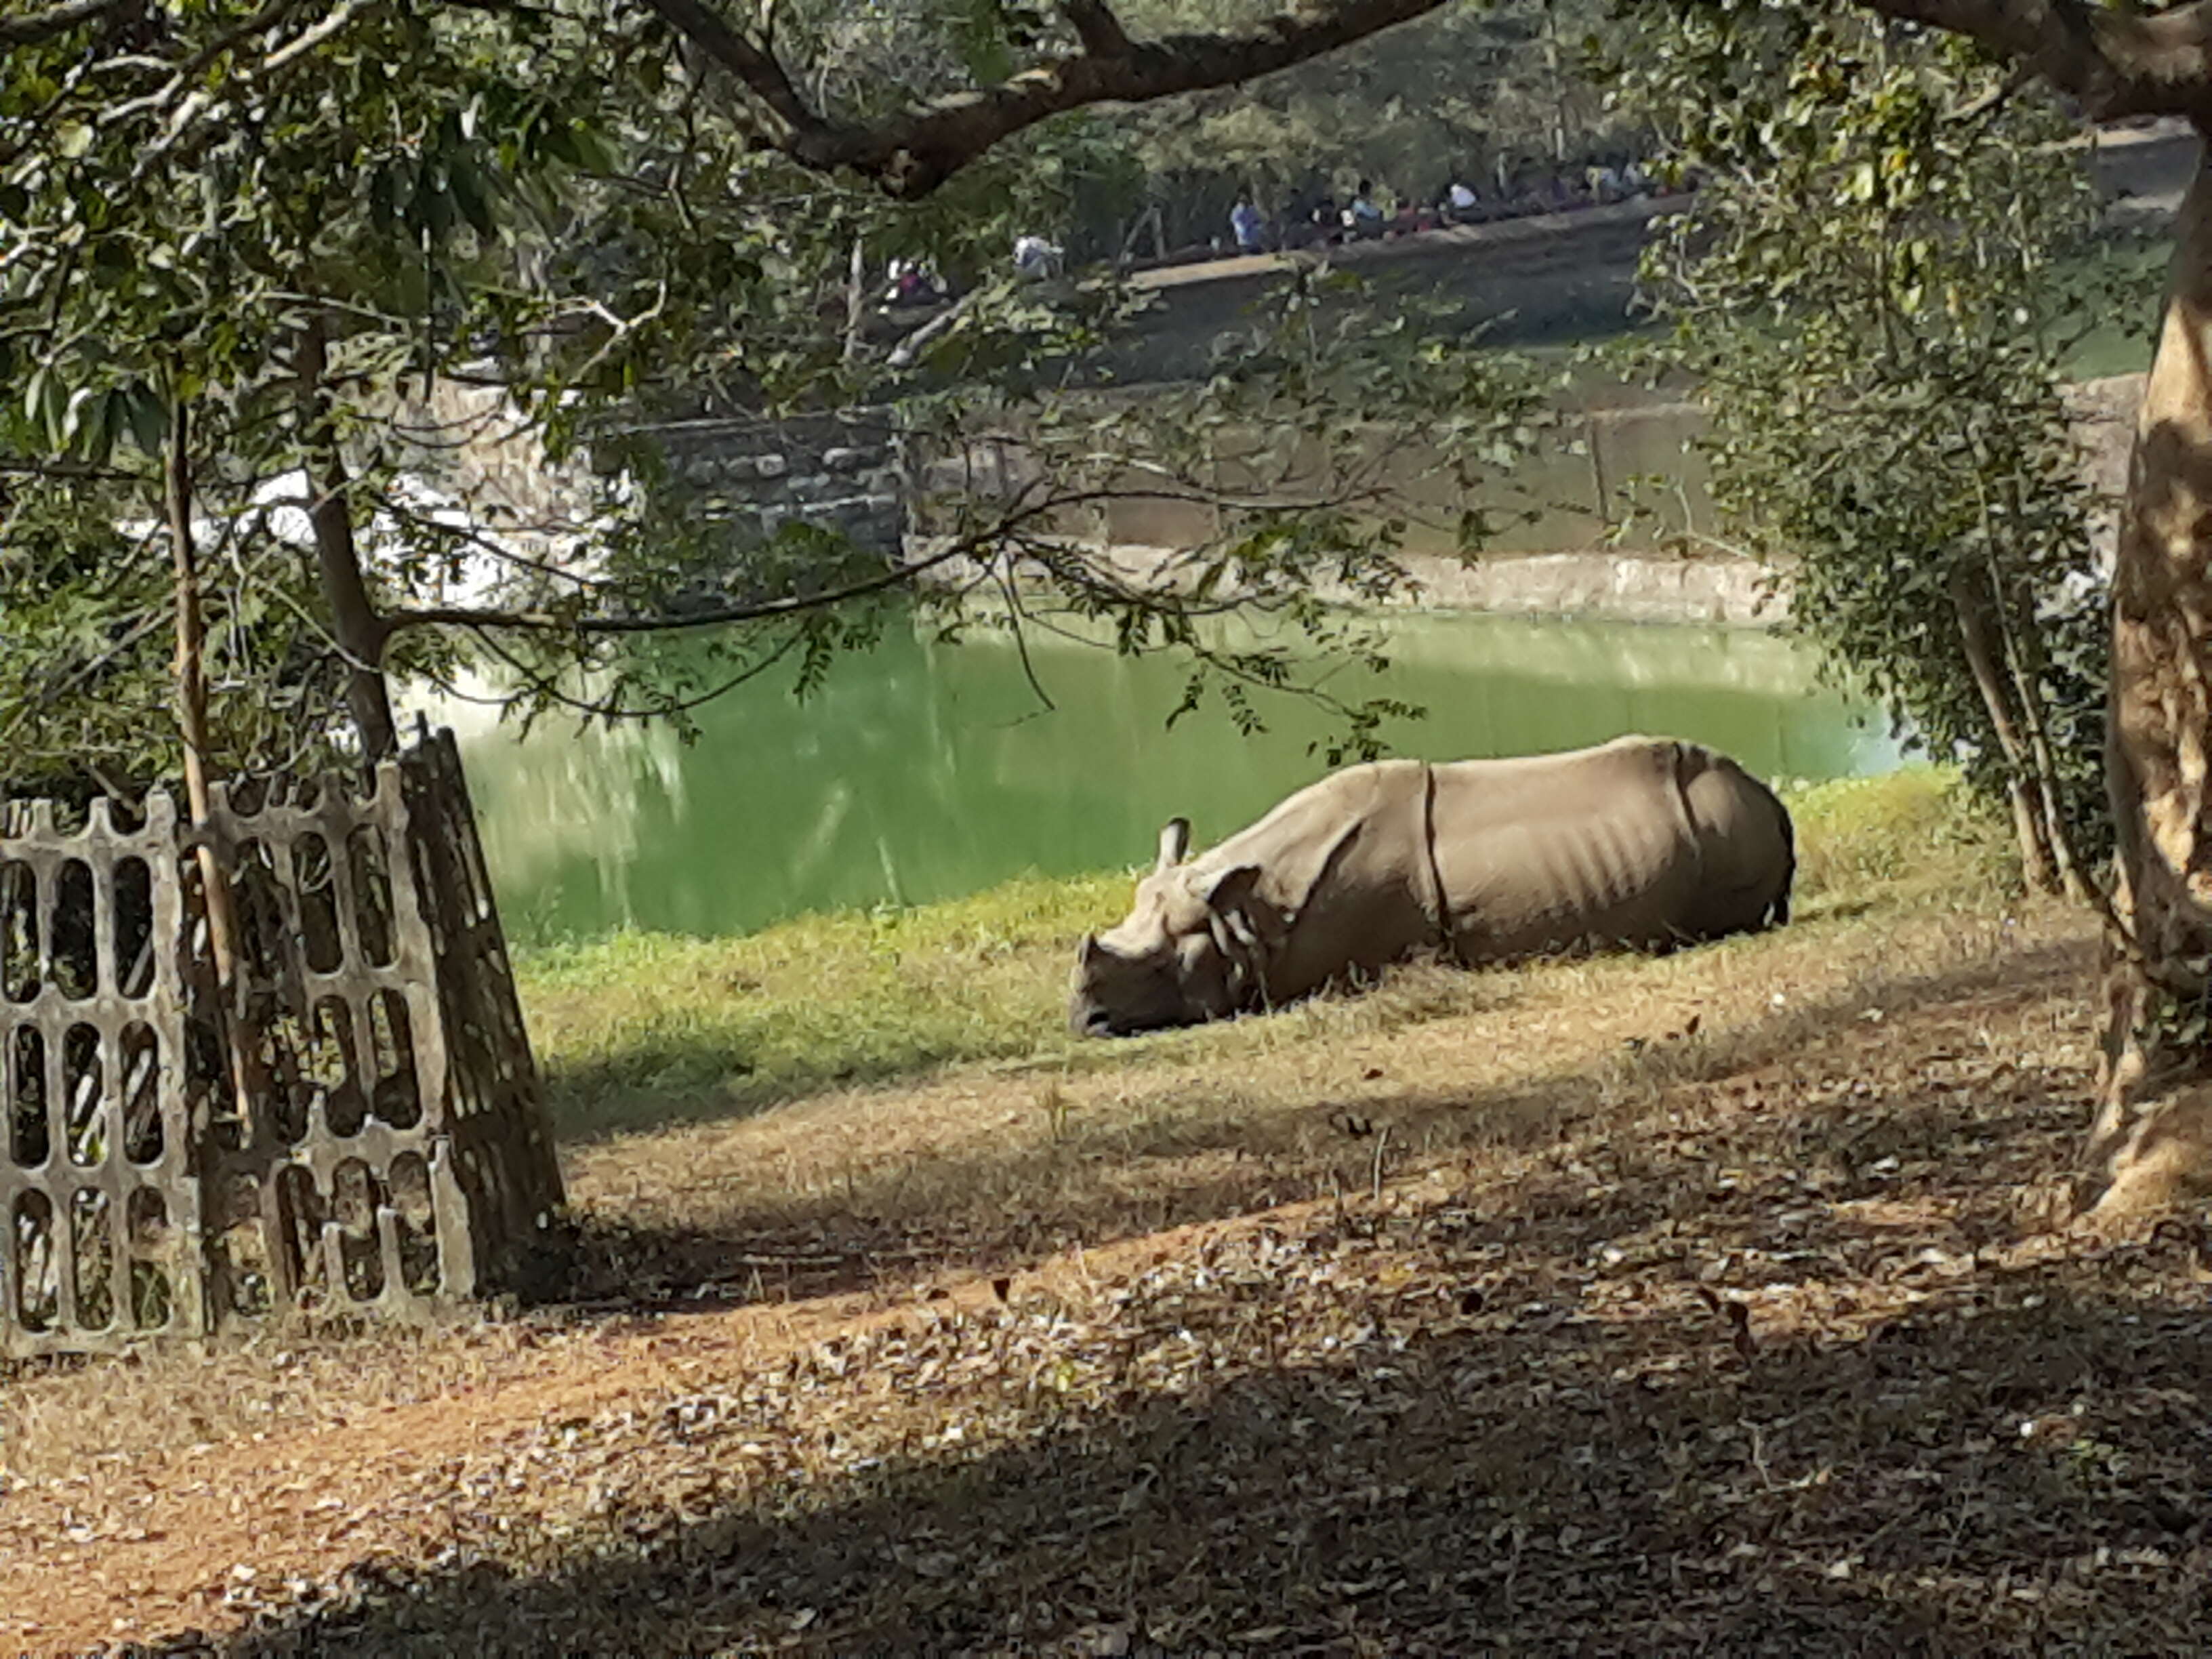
left=1230, top=194, right=1267, bottom=255
left=1012, top=232, right=1062, bottom=279
left=884, top=258, right=940, bottom=306
left=1446, top=178, right=1481, bottom=222
left=1344, top=179, right=1384, bottom=239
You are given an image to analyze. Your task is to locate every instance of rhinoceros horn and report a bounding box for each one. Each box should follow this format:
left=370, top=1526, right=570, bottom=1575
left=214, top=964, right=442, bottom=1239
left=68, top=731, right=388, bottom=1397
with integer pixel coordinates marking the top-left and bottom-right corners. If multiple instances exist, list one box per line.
left=1155, top=817, right=1191, bottom=874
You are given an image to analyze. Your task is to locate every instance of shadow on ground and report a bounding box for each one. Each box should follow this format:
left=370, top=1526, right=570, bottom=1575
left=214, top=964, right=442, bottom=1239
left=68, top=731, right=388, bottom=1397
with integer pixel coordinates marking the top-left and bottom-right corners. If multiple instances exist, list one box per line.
left=125, top=922, right=2198, bottom=1656
left=223, top=1192, right=2212, bottom=1653
left=545, top=937, right=2094, bottom=1311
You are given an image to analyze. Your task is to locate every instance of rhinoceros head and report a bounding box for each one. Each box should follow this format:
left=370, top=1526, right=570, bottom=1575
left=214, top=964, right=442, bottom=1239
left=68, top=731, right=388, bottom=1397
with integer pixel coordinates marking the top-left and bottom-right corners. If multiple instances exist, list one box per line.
left=1069, top=817, right=1267, bottom=1037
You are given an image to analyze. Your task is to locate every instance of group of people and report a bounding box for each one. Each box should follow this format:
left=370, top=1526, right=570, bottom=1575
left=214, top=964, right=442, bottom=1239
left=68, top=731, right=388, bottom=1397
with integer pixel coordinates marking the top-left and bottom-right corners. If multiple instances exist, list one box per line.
left=1229, top=179, right=1392, bottom=255
left=888, top=154, right=1674, bottom=310
left=1225, top=159, right=1671, bottom=257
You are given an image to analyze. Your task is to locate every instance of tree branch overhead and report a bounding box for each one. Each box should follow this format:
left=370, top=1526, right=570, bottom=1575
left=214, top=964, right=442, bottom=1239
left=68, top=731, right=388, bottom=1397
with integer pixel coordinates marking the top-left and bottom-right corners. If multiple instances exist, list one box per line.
left=1860, top=0, right=2212, bottom=120
left=0, top=0, right=140, bottom=46
left=1059, top=0, right=1132, bottom=58
left=640, top=0, right=1458, bottom=197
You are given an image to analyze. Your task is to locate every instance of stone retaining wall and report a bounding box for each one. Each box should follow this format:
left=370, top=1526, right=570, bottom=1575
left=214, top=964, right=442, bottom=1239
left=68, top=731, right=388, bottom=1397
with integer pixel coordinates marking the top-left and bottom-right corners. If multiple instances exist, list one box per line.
left=989, top=373, right=2144, bottom=625
left=413, top=373, right=2147, bottom=630
left=609, top=410, right=905, bottom=557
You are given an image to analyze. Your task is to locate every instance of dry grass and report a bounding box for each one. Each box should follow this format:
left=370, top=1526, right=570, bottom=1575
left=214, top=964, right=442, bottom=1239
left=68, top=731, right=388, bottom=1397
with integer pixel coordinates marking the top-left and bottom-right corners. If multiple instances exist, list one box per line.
left=554, top=901, right=2061, bottom=1309
left=14, top=766, right=2194, bottom=1656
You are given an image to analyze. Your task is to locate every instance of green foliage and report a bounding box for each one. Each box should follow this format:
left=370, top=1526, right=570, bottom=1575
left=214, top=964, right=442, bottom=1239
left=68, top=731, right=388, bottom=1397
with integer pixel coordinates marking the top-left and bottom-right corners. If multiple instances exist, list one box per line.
left=0, top=2, right=621, bottom=785
left=0, top=478, right=341, bottom=800
left=1784, top=766, right=2008, bottom=907
left=1600, top=1, right=2146, bottom=879
left=5, top=0, right=1598, bottom=807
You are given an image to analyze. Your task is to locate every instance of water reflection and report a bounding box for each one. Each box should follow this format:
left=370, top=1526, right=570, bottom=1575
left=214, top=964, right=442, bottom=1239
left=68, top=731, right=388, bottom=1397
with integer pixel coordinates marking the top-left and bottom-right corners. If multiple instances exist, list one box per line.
left=422, top=614, right=1898, bottom=945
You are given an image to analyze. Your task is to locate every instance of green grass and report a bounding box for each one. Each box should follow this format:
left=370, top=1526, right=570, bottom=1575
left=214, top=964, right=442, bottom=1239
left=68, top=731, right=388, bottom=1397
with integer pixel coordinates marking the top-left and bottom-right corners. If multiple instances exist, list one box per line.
left=517, top=871, right=1133, bottom=1138
left=1782, top=766, right=2006, bottom=912
left=517, top=766, right=1998, bottom=1141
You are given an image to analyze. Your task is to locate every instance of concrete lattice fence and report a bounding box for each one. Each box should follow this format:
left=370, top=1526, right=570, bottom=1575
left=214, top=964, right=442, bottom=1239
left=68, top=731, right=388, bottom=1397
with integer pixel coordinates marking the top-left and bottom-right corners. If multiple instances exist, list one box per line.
left=0, top=729, right=562, bottom=1357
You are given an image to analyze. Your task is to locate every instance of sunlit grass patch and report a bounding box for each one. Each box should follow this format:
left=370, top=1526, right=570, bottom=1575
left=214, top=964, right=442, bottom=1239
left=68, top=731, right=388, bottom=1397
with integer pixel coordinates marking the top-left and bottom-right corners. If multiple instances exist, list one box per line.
left=517, top=872, right=1136, bottom=1136
left=1781, top=765, right=2005, bottom=913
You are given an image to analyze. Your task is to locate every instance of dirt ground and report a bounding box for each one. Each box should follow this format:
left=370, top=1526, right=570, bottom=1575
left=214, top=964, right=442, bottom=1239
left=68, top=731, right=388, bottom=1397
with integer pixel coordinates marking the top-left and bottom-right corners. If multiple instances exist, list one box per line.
left=11, top=899, right=2212, bottom=1654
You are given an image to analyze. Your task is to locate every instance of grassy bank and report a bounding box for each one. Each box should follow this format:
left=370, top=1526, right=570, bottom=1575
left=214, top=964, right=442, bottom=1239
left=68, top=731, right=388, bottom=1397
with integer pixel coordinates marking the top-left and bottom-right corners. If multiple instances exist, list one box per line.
left=518, top=766, right=1997, bottom=1141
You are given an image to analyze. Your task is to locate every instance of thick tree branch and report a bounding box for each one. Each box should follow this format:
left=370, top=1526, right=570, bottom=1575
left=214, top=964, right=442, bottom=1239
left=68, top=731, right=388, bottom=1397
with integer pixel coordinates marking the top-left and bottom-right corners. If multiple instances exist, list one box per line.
left=1858, top=0, right=2212, bottom=120
left=1060, top=0, right=1130, bottom=58
left=636, top=0, right=824, bottom=146
left=0, top=0, right=136, bottom=46
left=638, top=0, right=1456, bottom=197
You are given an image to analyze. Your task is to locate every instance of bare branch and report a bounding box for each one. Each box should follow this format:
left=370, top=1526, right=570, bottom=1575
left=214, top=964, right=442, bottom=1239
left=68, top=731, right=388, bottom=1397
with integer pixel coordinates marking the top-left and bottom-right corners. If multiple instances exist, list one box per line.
left=1942, top=62, right=2034, bottom=127
left=0, top=457, right=142, bottom=483
left=637, top=0, right=2212, bottom=192
left=435, top=622, right=807, bottom=724
left=0, top=0, right=136, bottom=47
left=1858, top=0, right=2212, bottom=121
left=887, top=289, right=983, bottom=369
left=1059, top=0, right=1130, bottom=58
left=636, top=0, right=825, bottom=146
left=638, top=0, right=1458, bottom=197
left=384, top=536, right=985, bottom=636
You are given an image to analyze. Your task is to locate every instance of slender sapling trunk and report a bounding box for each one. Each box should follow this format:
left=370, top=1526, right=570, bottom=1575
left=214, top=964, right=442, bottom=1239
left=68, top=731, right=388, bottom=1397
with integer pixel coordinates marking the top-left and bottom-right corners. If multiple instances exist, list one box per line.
left=296, top=314, right=398, bottom=762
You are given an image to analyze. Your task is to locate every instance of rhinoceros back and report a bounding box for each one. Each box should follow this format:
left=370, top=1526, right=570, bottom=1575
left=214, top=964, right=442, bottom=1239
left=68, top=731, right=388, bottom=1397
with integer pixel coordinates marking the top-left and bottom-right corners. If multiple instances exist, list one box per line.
left=1425, top=737, right=1787, bottom=962
left=1677, top=743, right=1795, bottom=935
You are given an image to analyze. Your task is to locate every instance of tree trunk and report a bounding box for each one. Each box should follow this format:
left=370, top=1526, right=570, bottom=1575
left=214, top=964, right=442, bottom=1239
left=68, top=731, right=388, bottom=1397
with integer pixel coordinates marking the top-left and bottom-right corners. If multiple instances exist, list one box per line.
left=1950, top=567, right=2061, bottom=892
left=2091, top=133, right=2212, bottom=1216
left=843, top=234, right=868, bottom=364
left=164, top=398, right=243, bottom=991
left=1982, top=554, right=2091, bottom=903
left=295, top=315, right=398, bottom=762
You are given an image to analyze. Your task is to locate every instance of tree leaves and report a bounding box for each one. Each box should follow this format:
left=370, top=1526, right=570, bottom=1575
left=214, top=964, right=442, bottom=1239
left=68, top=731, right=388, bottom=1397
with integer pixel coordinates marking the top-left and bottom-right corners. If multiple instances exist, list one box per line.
left=1603, top=1, right=2146, bottom=871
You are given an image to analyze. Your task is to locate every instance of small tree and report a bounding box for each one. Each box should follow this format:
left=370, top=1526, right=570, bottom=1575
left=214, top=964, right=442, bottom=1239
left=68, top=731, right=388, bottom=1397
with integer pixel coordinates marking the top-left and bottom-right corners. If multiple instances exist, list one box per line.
left=1605, top=9, right=2137, bottom=895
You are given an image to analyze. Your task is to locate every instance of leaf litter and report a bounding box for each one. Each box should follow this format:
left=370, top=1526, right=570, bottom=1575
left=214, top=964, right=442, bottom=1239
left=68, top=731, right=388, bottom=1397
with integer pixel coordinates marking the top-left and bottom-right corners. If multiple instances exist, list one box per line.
left=9, top=903, right=2212, bottom=1652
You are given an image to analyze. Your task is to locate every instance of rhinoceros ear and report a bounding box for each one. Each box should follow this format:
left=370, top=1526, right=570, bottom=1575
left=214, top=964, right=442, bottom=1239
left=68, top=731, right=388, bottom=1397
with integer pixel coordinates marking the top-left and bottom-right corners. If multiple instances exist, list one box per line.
left=1155, top=817, right=1191, bottom=874
left=1202, top=863, right=1262, bottom=914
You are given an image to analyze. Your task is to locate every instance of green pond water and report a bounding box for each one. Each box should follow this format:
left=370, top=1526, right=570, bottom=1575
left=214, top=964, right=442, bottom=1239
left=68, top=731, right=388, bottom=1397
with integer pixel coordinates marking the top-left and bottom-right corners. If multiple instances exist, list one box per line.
left=426, top=615, right=1901, bottom=947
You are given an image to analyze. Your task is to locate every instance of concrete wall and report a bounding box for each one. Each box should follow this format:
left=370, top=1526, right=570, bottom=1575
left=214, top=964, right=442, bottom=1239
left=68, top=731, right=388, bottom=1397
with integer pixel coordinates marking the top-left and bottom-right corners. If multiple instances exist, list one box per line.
left=411, top=372, right=2147, bottom=630
left=920, top=375, right=2142, bottom=627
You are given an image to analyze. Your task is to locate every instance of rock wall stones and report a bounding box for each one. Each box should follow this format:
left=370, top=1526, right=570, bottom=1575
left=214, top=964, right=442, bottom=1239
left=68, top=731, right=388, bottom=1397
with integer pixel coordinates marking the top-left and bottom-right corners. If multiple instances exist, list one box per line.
left=407, top=375, right=2145, bottom=630
left=607, top=410, right=906, bottom=557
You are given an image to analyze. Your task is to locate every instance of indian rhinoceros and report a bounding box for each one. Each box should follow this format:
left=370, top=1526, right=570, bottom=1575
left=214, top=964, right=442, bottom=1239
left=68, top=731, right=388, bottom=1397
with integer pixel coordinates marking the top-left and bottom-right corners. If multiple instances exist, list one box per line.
left=1069, top=735, right=1793, bottom=1036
